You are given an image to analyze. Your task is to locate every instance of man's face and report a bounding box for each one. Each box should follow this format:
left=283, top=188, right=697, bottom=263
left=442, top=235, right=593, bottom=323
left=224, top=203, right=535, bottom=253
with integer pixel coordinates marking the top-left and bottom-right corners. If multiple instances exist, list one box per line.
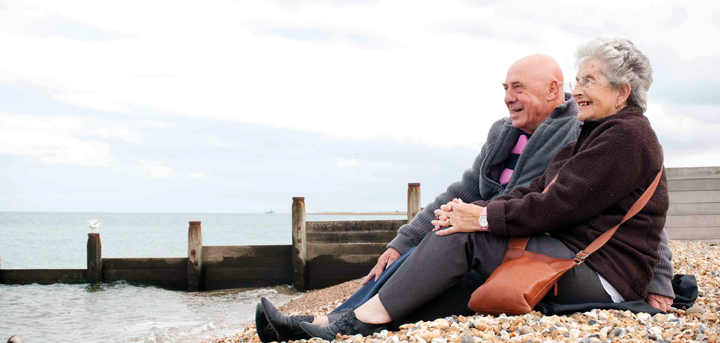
left=503, top=65, right=551, bottom=135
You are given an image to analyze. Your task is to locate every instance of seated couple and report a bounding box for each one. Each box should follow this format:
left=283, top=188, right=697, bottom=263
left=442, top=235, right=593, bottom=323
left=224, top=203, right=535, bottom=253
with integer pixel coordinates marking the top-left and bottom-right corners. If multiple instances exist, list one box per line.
left=257, top=37, right=673, bottom=342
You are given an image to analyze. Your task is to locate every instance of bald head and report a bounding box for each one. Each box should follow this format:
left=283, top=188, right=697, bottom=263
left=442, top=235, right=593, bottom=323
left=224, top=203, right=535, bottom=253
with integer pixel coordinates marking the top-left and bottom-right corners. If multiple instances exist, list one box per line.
left=511, top=54, right=563, bottom=84
left=502, top=54, right=566, bottom=134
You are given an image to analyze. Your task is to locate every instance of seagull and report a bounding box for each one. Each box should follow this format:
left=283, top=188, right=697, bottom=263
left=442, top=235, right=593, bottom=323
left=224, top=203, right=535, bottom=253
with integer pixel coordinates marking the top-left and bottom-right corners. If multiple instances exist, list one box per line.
left=87, top=219, right=101, bottom=231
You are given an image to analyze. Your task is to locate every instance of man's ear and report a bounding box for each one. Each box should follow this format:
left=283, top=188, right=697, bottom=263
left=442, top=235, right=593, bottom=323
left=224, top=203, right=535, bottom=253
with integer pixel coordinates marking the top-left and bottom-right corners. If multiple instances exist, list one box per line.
left=547, top=80, right=560, bottom=101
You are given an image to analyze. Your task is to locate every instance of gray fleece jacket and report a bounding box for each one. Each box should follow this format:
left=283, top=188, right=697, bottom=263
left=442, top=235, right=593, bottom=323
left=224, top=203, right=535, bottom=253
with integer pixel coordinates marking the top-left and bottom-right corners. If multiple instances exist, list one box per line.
left=387, top=94, right=675, bottom=298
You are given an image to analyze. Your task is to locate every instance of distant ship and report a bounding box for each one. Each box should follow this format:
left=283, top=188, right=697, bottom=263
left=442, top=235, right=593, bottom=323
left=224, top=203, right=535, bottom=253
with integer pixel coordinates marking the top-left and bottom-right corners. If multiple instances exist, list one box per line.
left=265, top=210, right=275, bottom=214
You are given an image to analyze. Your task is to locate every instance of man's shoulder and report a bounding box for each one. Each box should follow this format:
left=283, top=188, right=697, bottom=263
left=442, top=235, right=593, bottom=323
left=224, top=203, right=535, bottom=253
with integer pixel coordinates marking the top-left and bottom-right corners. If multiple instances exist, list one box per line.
left=485, top=116, right=514, bottom=141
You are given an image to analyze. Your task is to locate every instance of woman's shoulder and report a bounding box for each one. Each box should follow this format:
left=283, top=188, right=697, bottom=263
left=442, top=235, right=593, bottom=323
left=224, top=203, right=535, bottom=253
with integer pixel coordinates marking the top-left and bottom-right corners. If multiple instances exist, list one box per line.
left=596, top=107, right=659, bottom=146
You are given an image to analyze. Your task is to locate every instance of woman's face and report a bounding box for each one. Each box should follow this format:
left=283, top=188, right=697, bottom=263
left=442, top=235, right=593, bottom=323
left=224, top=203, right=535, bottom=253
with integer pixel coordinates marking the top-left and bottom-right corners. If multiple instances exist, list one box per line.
left=573, top=59, right=623, bottom=122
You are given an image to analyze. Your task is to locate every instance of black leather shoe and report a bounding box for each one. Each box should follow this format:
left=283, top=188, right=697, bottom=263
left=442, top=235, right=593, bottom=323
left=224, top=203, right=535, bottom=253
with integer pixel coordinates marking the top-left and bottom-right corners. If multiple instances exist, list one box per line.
left=256, top=303, right=279, bottom=342
left=260, top=297, right=314, bottom=341
left=299, top=308, right=389, bottom=340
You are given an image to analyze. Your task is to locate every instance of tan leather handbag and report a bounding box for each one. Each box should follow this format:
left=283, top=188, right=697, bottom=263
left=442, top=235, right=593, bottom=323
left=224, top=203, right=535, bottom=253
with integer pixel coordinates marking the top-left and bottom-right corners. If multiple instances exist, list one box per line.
left=468, top=166, right=664, bottom=315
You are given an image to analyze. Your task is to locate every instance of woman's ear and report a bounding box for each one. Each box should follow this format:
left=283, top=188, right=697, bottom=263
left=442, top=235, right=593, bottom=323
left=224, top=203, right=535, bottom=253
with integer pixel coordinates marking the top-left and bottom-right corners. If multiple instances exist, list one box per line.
left=617, top=82, right=632, bottom=107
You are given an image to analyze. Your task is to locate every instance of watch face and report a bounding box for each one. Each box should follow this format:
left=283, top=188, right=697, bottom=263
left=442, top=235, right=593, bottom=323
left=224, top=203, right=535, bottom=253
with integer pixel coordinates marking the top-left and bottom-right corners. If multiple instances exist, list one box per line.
left=480, top=217, right=488, bottom=227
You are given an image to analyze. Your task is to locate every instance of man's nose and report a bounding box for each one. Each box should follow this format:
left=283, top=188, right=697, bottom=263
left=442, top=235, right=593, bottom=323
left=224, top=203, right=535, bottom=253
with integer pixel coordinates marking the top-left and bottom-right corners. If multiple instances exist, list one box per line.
left=504, top=90, right=515, bottom=105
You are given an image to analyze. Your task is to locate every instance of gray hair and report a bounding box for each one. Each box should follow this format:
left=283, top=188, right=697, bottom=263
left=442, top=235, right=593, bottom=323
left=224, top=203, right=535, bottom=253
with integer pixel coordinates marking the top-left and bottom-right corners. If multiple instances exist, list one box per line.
left=575, top=38, right=653, bottom=112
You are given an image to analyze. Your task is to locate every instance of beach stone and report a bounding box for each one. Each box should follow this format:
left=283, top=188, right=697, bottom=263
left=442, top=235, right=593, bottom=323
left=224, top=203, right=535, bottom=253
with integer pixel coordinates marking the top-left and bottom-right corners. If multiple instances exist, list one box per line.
left=411, top=336, right=427, bottom=343
left=685, top=306, right=704, bottom=314
left=434, top=319, right=450, bottom=330
left=460, top=335, right=473, bottom=343
left=636, top=313, right=651, bottom=321
left=570, top=329, right=580, bottom=339
left=518, top=326, right=534, bottom=335
left=430, top=338, right=446, bottom=343
left=610, top=327, right=624, bottom=337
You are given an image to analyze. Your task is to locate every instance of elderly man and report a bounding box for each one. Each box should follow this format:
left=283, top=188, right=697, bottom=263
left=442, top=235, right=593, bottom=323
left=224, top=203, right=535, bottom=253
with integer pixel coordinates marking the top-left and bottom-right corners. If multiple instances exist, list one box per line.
left=257, top=54, right=675, bottom=342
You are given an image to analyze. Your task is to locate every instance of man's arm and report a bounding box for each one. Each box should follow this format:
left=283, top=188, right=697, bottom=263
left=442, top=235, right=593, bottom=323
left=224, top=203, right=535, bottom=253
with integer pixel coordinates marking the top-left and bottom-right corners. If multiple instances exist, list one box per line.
left=387, top=120, right=505, bottom=254
left=647, top=229, right=675, bottom=309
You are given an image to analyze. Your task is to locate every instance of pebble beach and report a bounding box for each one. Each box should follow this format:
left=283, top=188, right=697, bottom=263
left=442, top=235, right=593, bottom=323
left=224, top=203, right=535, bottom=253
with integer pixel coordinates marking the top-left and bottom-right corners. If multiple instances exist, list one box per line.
left=211, top=241, right=720, bottom=343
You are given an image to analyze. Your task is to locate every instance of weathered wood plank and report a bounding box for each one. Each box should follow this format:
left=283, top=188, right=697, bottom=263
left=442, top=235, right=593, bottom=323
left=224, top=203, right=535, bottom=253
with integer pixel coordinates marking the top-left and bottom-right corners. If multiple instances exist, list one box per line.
left=668, top=191, right=720, bottom=204
left=668, top=179, right=720, bottom=192
left=0, top=269, right=87, bottom=284
left=203, top=256, right=291, bottom=269
left=203, top=268, right=292, bottom=280
left=408, top=183, right=421, bottom=222
left=203, top=245, right=291, bottom=263
left=188, top=221, right=203, bottom=292
left=665, top=226, right=720, bottom=241
left=667, top=202, right=720, bottom=215
left=103, top=258, right=187, bottom=270
left=666, top=167, right=720, bottom=180
left=665, top=215, right=720, bottom=228
left=306, top=243, right=387, bottom=259
left=292, top=197, right=308, bottom=291
left=306, top=220, right=406, bottom=233
left=103, top=268, right=187, bottom=281
left=307, top=231, right=397, bottom=243
left=307, top=254, right=380, bottom=265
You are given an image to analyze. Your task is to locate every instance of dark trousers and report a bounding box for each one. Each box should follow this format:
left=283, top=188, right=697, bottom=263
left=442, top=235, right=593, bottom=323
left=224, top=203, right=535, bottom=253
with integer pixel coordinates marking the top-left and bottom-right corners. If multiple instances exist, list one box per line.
left=378, top=231, right=613, bottom=322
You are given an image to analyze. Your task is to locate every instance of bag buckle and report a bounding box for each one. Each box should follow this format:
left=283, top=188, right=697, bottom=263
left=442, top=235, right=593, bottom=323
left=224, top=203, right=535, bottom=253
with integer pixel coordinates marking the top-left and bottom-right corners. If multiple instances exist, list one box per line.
left=573, top=250, right=589, bottom=265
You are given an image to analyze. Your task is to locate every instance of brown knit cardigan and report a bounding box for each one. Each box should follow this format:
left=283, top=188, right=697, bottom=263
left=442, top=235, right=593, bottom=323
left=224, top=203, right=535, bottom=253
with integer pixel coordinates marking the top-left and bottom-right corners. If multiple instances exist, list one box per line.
left=479, top=105, right=668, bottom=301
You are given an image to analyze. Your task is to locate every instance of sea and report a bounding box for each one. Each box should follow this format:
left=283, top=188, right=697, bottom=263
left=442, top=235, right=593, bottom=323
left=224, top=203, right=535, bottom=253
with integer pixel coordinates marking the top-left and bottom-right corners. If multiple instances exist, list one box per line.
left=0, top=212, right=406, bottom=343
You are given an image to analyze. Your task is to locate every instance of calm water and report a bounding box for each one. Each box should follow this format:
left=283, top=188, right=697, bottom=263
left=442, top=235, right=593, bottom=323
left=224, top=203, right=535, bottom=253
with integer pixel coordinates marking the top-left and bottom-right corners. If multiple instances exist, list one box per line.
left=0, top=212, right=405, bottom=342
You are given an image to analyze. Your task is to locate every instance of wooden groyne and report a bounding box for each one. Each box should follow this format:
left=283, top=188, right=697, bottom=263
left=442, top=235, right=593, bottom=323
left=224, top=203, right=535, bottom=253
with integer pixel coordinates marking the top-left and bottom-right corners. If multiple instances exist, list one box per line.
left=1, top=166, right=718, bottom=291
left=0, top=183, right=421, bottom=291
left=665, top=167, right=720, bottom=240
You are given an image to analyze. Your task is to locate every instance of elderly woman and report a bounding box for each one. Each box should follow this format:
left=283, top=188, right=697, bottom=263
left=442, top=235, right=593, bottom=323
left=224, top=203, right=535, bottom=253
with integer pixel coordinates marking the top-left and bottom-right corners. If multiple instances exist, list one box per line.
left=294, top=37, right=669, bottom=339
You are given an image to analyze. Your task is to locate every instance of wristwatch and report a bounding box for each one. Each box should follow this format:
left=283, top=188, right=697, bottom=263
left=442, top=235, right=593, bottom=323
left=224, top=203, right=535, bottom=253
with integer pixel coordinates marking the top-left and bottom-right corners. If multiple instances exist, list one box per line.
left=478, top=207, right=488, bottom=231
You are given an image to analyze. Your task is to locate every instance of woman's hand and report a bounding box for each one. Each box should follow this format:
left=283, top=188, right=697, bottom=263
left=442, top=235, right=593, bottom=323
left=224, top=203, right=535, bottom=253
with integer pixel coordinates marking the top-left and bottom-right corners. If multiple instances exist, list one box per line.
left=431, top=198, right=484, bottom=236
left=646, top=293, right=673, bottom=312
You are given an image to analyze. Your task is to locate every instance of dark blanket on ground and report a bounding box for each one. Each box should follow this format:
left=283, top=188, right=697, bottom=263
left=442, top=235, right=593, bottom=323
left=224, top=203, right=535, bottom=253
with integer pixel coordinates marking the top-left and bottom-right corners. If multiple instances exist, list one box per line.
left=536, top=274, right=697, bottom=315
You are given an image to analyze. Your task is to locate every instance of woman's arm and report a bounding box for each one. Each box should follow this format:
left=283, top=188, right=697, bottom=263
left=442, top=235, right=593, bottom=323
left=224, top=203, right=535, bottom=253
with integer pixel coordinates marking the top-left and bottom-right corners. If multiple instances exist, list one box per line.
left=486, top=120, right=662, bottom=238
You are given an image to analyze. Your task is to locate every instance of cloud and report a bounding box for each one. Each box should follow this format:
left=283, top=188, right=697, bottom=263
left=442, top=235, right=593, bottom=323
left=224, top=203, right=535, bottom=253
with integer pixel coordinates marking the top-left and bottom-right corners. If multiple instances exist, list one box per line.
left=645, top=101, right=720, bottom=167
left=647, top=46, right=720, bottom=106
left=0, top=3, right=132, bottom=42
left=239, top=18, right=401, bottom=50
left=138, top=120, right=172, bottom=129
left=713, top=11, right=720, bottom=30
left=128, top=159, right=174, bottom=179
left=425, top=16, right=545, bottom=45
left=208, top=136, right=232, bottom=147
left=336, top=158, right=359, bottom=168
left=0, top=114, right=140, bottom=167
left=187, top=172, right=204, bottom=179
left=0, top=129, right=113, bottom=167
left=664, top=7, right=689, bottom=28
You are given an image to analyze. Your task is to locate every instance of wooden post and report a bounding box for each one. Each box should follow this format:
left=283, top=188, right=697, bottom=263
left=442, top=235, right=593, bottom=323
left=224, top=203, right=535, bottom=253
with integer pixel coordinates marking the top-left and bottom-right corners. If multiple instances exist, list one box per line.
left=87, top=233, right=102, bottom=282
left=188, top=221, right=203, bottom=291
left=408, top=183, right=421, bottom=223
left=292, top=197, right=307, bottom=291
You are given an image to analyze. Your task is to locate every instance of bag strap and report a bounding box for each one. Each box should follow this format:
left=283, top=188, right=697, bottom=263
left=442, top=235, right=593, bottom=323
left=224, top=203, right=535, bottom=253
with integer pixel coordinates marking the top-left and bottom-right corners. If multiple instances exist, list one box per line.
left=571, top=164, right=664, bottom=264
left=515, top=155, right=664, bottom=262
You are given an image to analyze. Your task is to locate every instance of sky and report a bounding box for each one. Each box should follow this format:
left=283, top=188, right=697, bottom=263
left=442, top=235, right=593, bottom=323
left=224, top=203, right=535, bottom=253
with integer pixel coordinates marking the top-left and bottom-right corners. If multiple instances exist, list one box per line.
left=1, top=0, right=719, bottom=213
